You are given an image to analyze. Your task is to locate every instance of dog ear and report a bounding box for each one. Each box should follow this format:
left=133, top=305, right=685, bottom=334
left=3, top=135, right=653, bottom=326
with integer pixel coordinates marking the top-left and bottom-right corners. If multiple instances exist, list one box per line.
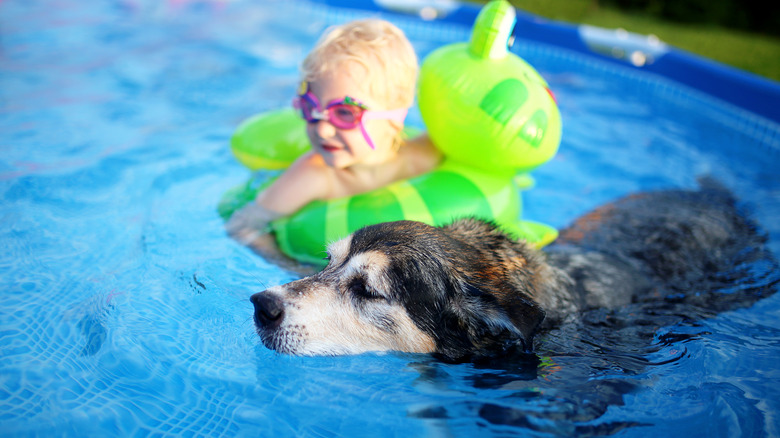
left=496, top=289, right=546, bottom=353
left=442, top=282, right=545, bottom=359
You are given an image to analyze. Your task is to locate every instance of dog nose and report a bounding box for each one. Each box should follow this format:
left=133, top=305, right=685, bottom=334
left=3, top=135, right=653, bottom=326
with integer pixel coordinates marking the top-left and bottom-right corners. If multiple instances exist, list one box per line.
left=251, top=292, right=284, bottom=327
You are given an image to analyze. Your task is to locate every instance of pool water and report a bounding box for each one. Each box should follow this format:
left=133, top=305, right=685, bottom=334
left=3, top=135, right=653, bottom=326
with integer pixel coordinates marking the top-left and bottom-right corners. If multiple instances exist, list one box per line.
left=2, top=0, right=779, bottom=436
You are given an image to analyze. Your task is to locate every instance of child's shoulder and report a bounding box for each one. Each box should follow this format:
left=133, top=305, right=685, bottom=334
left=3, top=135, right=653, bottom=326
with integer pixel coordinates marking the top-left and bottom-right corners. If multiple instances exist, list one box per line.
left=283, top=151, right=336, bottom=189
left=289, top=150, right=329, bottom=171
left=400, top=134, right=442, bottom=176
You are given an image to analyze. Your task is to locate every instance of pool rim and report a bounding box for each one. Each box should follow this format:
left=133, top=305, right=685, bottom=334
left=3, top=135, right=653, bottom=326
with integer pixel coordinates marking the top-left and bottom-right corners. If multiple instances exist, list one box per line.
left=313, top=0, right=780, bottom=126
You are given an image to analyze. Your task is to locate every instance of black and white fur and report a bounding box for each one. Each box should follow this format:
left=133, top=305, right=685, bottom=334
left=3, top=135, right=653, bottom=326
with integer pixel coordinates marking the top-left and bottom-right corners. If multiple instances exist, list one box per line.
left=251, top=180, right=769, bottom=361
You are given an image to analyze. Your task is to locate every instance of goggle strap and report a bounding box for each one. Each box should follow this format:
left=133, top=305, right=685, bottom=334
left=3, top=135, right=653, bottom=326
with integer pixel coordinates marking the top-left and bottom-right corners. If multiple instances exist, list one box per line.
left=359, top=122, right=376, bottom=150
left=361, top=108, right=409, bottom=123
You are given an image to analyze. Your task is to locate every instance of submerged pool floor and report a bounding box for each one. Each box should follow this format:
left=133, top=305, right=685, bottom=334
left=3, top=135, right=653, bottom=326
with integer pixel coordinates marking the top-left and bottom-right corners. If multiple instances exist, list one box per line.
left=1, top=0, right=779, bottom=436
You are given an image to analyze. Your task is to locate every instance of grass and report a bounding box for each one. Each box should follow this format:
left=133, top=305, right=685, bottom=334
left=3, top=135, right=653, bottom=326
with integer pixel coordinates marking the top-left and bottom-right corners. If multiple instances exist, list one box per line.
left=477, top=0, right=780, bottom=82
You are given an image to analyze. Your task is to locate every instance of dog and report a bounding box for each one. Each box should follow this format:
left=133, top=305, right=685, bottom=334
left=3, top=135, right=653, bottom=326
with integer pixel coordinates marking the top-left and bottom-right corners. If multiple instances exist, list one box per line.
left=250, top=179, right=772, bottom=361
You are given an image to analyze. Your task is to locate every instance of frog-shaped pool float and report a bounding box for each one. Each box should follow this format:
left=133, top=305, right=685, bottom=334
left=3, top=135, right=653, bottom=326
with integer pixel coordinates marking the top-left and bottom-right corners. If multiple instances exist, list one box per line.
left=219, top=0, right=562, bottom=266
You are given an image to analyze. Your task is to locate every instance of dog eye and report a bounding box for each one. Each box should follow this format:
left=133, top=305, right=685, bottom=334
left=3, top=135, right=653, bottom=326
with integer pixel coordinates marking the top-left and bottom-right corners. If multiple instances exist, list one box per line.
left=349, top=278, right=381, bottom=300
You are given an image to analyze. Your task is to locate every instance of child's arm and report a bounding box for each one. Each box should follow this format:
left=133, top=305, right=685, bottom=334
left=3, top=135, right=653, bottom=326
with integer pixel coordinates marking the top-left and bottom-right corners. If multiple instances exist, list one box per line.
left=226, top=152, right=331, bottom=242
left=225, top=200, right=302, bottom=271
left=253, top=152, right=332, bottom=216
left=225, top=201, right=280, bottom=245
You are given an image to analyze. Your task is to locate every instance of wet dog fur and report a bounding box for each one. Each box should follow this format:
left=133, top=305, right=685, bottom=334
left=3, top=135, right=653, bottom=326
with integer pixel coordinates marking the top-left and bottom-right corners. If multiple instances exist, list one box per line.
left=251, top=179, right=768, bottom=361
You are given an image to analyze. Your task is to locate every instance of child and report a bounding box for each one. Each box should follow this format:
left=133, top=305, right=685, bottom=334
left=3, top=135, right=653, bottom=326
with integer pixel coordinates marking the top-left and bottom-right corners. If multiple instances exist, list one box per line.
left=227, top=18, right=441, bottom=252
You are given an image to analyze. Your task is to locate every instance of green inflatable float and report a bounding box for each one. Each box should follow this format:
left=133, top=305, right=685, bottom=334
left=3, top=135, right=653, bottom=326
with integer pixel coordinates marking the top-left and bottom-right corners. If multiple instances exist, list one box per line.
left=219, top=0, right=562, bottom=266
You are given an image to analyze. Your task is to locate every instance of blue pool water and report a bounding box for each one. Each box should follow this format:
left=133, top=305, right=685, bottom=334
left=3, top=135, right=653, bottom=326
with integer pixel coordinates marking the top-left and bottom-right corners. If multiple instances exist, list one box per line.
left=2, top=0, right=779, bottom=436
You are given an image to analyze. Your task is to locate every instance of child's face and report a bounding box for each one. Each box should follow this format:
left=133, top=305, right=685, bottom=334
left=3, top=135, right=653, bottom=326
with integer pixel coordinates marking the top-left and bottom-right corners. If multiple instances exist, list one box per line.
left=304, top=64, right=400, bottom=169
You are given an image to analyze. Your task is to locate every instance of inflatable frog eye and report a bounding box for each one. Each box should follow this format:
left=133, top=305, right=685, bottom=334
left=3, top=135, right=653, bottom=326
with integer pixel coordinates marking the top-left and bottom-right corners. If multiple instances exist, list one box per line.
left=418, top=0, right=562, bottom=173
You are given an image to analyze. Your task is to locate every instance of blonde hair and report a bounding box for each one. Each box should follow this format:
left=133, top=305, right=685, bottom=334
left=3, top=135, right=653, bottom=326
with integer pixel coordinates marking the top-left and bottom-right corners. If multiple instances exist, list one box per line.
left=301, top=19, right=418, bottom=110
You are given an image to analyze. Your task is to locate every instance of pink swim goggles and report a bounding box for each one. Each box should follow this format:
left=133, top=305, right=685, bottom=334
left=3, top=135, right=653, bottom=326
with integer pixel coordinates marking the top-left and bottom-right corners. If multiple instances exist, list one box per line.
left=293, top=83, right=408, bottom=150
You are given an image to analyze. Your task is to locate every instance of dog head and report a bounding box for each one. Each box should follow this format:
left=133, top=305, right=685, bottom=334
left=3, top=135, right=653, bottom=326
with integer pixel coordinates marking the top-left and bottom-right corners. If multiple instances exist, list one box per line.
left=250, top=219, right=546, bottom=361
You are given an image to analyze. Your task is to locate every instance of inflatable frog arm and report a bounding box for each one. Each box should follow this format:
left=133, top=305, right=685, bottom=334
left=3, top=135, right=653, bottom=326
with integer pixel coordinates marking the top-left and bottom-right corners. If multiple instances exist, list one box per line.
left=469, top=0, right=515, bottom=60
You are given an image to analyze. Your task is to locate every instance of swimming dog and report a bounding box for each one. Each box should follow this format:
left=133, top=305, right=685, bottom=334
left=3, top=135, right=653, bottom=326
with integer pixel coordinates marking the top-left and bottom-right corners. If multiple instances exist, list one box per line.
left=250, top=180, right=769, bottom=361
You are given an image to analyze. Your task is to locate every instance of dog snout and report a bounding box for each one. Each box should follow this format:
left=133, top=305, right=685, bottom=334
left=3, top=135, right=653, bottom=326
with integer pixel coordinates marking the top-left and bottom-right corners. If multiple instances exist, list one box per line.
left=251, top=292, right=284, bottom=328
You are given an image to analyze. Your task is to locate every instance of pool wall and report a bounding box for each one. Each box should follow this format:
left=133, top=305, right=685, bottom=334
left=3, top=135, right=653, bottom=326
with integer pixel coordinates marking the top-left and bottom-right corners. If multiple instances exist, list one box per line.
left=317, top=0, right=780, bottom=126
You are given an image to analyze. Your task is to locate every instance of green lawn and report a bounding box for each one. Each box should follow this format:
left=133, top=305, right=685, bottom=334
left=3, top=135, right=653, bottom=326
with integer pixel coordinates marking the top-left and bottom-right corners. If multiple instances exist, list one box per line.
left=484, top=0, right=780, bottom=82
